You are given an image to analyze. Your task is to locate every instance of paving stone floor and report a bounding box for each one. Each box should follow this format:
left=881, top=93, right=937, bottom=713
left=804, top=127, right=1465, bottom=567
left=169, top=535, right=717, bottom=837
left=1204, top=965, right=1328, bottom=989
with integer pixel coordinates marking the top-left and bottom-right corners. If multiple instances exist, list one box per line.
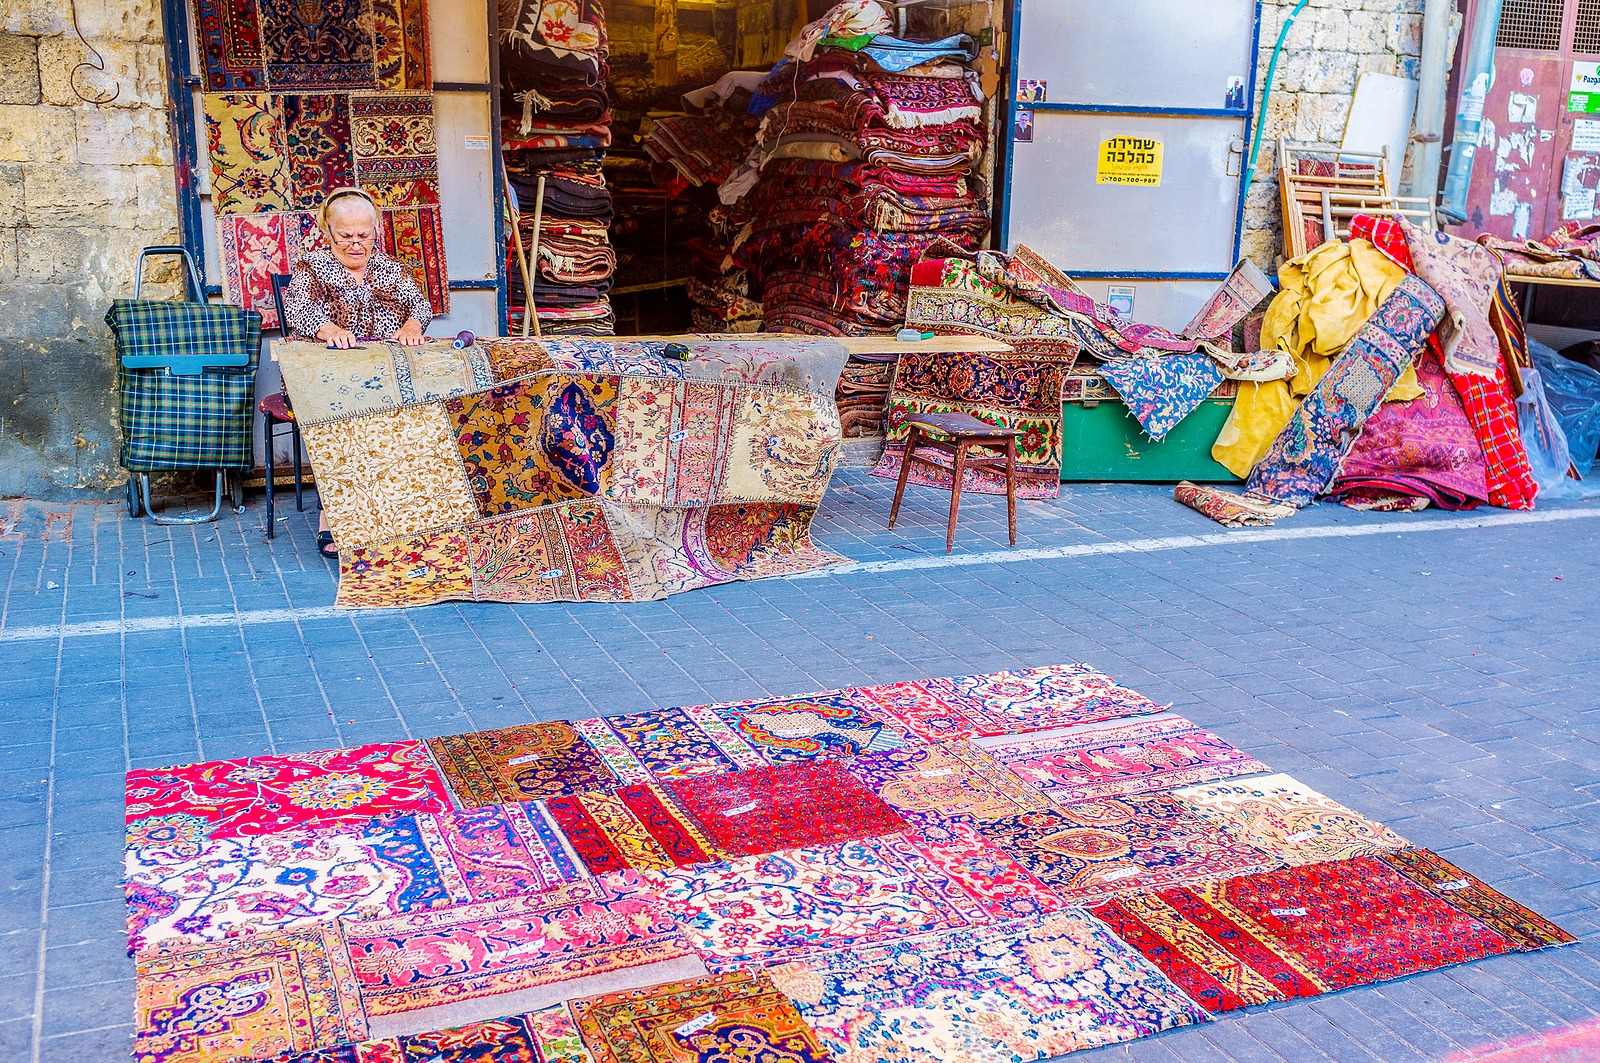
left=1, top=472, right=1598, bottom=1062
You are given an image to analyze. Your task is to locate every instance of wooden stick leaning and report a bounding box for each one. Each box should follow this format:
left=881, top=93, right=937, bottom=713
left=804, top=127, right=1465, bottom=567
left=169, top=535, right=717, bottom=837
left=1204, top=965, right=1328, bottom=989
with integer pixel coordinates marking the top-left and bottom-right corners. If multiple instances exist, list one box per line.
left=525, top=174, right=547, bottom=339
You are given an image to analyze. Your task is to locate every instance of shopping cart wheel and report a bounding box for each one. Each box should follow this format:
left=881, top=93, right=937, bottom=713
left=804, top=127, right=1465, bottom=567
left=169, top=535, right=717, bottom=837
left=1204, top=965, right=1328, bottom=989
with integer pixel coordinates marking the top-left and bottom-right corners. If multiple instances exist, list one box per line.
left=126, top=476, right=143, bottom=519
left=228, top=471, right=245, bottom=514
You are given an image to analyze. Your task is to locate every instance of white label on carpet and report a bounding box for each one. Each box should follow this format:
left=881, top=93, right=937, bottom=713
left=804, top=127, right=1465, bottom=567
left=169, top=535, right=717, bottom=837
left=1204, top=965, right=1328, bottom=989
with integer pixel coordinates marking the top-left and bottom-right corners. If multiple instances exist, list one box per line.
left=670, top=430, right=689, bottom=442
left=919, top=768, right=957, bottom=777
left=674, top=1013, right=719, bottom=1038
left=508, top=753, right=541, bottom=765
left=1437, top=878, right=1471, bottom=891
left=722, top=800, right=761, bottom=816
left=540, top=568, right=564, bottom=579
left=1271, top=907, right=1308, bottom=917
left=1101, top=867, right=1142, bottom=882
left=1284, top=830, right=1318, bottom=842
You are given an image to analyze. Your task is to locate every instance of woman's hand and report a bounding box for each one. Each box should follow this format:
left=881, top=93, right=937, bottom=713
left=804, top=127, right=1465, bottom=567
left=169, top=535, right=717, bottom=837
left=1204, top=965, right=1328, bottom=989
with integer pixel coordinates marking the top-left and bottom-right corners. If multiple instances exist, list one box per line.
left=394, top=320, right=426, bottom=346
left=316, top=323, right=359, bottom=349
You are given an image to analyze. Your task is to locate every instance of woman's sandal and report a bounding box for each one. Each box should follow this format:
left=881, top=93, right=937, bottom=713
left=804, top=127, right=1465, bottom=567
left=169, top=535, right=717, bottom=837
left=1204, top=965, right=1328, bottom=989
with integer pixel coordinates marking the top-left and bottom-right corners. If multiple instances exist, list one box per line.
left=316, top=530, right=338, bottom=559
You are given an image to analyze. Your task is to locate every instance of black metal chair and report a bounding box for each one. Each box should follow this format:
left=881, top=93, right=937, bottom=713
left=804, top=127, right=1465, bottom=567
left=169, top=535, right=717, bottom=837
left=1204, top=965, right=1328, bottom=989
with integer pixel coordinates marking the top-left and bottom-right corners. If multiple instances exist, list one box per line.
left=260, top=272, right=305, bottom=538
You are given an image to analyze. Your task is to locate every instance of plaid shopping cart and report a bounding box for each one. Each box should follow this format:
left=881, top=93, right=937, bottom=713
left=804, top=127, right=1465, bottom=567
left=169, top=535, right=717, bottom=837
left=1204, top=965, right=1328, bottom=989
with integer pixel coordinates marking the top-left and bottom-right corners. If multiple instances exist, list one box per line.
left=106, top=246, right=262, bottom=524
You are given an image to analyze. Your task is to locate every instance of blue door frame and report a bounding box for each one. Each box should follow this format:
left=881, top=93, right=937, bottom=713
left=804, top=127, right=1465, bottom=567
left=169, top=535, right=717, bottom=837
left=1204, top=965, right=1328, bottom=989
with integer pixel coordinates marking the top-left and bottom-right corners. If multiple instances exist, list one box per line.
left=994, top=0, right=1264, bottom=281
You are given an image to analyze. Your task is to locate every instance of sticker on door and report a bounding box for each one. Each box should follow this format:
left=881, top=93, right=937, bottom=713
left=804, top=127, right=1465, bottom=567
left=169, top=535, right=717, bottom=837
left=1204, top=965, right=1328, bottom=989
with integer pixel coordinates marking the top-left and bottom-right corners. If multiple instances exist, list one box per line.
left=1571, top=62, right=1600, bottom=114
left=1097, top=137, right=1163, bottom=186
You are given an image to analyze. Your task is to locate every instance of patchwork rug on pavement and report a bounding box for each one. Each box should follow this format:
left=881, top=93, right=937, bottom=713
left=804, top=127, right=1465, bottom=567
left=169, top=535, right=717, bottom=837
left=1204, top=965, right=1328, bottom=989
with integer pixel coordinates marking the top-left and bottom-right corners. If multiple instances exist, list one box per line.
left=276, top=337, right=851, bottom=608
left=122, top=663, right=1574, bottom=1062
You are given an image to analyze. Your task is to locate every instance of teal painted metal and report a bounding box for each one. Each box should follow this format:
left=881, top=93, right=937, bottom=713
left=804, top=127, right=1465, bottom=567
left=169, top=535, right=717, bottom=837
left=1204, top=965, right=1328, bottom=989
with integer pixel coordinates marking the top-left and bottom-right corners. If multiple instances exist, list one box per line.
left=1243, top=0, right=1310, bottom=203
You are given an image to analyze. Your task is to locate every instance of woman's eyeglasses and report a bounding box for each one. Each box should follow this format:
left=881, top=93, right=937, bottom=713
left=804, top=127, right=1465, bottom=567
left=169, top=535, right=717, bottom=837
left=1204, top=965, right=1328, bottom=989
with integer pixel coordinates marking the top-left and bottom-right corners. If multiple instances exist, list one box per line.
left=331, top=231, right=374, bottom=247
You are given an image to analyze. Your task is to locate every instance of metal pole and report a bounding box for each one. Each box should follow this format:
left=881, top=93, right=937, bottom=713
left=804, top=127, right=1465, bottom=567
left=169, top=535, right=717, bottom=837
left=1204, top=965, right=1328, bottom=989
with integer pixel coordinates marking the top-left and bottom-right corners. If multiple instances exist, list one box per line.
left=1439, top=0, right=1505, bottom=223
left=1407, top=0, right=1453, bottom=206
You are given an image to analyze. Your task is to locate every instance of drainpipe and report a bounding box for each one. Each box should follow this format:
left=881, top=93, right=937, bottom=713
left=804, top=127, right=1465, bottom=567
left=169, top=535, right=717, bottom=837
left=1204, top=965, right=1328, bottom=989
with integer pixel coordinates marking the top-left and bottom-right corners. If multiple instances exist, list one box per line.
left=1407, top=0, right=1453, bottom=206
left=1439, top=0, right=1505, bottom=222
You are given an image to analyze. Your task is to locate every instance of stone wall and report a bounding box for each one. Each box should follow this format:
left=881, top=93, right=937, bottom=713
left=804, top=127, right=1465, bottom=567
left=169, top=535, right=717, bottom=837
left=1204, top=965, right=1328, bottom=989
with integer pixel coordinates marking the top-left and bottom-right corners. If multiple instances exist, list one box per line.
left=1239, top=0, right=1429, bottom=269
left=0, top=0, right=180, bottom=498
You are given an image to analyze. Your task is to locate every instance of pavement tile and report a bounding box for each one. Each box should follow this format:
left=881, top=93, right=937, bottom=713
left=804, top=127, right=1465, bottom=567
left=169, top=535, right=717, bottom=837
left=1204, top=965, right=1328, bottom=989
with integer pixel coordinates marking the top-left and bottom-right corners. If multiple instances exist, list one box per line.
left=36, top=1022, right=134, bottom=1061
left=4, top=487, right=1600, bottom=1062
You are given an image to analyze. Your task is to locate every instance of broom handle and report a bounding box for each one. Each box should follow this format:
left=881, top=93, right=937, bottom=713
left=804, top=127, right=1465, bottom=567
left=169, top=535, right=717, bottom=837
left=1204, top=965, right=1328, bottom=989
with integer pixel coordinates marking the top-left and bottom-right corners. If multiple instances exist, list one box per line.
left=525, top=175, right=547, bottom=339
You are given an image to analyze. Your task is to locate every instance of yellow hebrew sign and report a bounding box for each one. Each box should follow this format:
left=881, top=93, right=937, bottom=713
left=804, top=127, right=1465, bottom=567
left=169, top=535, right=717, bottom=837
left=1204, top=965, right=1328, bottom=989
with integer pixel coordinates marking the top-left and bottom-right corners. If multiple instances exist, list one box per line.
left=1097, top=136, right=1163, bottom=186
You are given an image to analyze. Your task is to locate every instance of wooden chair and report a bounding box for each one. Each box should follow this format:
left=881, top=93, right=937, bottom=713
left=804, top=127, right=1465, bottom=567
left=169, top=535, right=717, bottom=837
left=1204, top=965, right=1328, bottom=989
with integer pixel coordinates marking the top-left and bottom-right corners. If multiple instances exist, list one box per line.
left=887, top=412, right=1019, bottom=554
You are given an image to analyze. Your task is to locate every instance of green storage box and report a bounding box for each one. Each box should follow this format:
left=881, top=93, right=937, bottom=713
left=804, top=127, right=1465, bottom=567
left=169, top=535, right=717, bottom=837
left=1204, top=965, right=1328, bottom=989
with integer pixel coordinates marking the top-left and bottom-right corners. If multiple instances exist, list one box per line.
left=1060, top=373, right=1241, bottom=483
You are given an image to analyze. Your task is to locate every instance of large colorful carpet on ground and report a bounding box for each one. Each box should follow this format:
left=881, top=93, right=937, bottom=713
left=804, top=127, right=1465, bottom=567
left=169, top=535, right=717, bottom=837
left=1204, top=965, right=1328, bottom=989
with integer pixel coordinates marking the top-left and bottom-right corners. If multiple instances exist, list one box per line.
left=122, top=663, right=1574, bottom=1062
left=277, top=337, right=852, bottom=607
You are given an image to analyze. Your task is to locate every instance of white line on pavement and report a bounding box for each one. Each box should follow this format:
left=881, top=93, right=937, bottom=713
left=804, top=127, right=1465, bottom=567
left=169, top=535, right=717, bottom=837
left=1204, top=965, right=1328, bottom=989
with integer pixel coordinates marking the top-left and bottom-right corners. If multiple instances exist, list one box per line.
left=2, top=505, right=1596, bottom=644
left=0, top=606, right=347, bottom=644
left=788, top=504, right=1600, bottom=580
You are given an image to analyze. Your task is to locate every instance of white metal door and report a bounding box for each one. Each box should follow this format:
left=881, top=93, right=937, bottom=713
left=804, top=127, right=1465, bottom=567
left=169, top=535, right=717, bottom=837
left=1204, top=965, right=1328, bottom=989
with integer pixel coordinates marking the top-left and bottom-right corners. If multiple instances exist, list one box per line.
left=1001, top=0, right=1261, bottom=302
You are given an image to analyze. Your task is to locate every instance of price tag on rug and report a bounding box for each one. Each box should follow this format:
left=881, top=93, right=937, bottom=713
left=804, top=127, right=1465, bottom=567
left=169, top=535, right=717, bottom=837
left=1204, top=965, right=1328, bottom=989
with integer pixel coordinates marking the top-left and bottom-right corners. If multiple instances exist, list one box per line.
left=540, top=568, right=564, bottom=579
left=1270, top=906, right=1308, bottom=917
left=722, top=800, right=761, bottom=816
left=673, top=1012, right=719, bottom=1039
left=1284, top=830, right=1318, bottom=842
left=670, top=430, right=689, bottom=442
left=1436, top=878, right=1471, bottom=892
left=1101, top=867, right=1142, bottom=882
left=919, top=768, right=957, bottom=777
left=407, top=565, right=429, bottom=579
left=508, top=753, right=542, bottom=766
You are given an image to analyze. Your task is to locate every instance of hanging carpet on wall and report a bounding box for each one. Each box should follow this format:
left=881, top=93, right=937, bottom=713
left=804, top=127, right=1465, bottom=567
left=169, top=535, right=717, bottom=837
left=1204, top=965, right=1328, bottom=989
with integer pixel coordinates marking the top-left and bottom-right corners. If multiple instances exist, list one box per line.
left=193, top=0, right=448, bottom=328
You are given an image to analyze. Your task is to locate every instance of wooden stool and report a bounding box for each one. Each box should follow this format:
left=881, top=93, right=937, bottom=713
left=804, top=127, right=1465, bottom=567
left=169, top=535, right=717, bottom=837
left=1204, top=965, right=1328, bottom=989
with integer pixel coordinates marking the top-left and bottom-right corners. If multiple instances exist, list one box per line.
left=887, top=412, right=1019, bottom=554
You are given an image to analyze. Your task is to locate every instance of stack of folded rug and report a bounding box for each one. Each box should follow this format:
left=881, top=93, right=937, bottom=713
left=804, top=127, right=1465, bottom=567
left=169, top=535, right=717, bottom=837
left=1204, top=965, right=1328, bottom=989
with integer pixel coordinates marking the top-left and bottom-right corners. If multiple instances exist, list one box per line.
left=643, top=97, right=765, bottom=332
left=836, top=358, right=896, bottom=436
left=723, top=5, right=990, bottom=338
left=500, top=0, right=616, bottom=335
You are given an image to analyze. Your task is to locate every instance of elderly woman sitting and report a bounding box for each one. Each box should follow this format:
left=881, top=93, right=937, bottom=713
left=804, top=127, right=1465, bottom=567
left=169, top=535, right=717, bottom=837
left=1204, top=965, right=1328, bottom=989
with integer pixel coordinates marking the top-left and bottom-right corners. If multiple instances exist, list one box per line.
left=284, top=187, right=434, bottom=349
left=285, top=187, right=436, bottom=555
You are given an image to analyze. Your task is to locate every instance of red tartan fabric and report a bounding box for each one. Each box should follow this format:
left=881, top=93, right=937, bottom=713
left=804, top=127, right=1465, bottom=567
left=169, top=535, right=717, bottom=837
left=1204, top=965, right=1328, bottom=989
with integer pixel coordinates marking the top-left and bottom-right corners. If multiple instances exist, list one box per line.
left=1350, top=215, right=1413, bottom=270
left=1454, top=367, right=1537, bottom=509
left=1350, top=215, right=1538, bottom=509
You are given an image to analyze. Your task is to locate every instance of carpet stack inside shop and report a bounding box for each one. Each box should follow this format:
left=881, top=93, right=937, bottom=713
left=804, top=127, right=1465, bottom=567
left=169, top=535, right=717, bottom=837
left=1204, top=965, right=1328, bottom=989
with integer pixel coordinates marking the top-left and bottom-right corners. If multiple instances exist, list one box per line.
left=500, top=2, right=618, bottom=336
left=645, top=106, right=765, bottom=334
left=730, top=37, right=990, bottom=339
left=733, top=31, right=992, bottom=438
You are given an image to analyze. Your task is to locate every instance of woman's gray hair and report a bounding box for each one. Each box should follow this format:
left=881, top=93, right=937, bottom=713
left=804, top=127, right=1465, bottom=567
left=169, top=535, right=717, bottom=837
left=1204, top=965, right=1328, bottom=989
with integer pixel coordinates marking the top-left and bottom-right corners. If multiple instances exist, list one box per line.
left=319, top=187, right=380, bottom=235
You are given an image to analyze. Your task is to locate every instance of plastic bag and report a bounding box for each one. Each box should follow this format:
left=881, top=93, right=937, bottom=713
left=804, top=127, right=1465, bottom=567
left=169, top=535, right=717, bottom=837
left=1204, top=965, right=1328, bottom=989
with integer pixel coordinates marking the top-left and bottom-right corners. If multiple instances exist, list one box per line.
left=1514, top=363, right=1600, bottom=500
left=1530, top=339, right=1600, bottom=476
left=1514, top=365, right=1569, bottom=493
